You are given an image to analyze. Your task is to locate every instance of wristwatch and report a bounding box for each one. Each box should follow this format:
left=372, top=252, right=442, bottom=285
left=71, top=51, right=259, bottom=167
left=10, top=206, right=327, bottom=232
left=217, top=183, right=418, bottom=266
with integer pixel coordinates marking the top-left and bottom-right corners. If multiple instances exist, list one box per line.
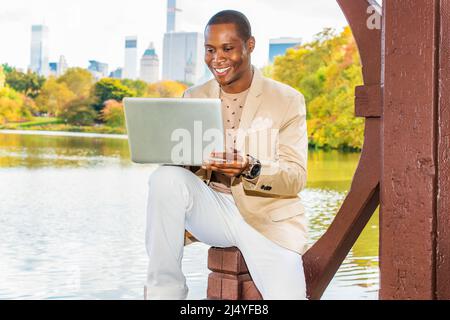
left=242, top=154, right=262, bottom=180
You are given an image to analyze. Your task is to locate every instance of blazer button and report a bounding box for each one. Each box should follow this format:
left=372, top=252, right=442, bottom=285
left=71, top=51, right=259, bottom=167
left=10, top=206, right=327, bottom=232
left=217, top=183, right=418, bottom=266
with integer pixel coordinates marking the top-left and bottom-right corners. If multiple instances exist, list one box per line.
left=266, top=186, right=272, bottom=191
left=261, top=185, right=266, bottom=190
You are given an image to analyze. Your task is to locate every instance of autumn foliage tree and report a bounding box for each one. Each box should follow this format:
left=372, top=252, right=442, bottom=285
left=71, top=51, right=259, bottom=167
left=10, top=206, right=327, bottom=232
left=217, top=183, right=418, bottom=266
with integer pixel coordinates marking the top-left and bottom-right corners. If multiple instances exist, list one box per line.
left=100, top=99, right=125, bottom=127
left=59, top=97, right=97, bottom=126
left=5, top=69, right=45, bottom=99
left=147, top=80, right=187, bottom=98
left=57, top=68, right=94, bottom=98
left=269, top=27, right=364, bottom=151
left=35, top=77, right=76, bottom=116
left=0, top=66, right=35, bottom=124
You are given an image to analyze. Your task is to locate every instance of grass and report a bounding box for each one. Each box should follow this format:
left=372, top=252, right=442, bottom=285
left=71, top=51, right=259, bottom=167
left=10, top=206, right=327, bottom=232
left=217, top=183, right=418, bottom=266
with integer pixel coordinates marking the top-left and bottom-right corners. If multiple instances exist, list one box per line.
left=0, top=117, right=64, bottom=129
left=0, top=117, right=126, bottom=135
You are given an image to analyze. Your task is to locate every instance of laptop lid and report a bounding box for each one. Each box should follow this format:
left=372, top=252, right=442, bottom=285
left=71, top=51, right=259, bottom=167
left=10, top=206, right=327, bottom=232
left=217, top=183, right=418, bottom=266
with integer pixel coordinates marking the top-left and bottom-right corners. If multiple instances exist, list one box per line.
left=124, top=98, right=224, bottom=165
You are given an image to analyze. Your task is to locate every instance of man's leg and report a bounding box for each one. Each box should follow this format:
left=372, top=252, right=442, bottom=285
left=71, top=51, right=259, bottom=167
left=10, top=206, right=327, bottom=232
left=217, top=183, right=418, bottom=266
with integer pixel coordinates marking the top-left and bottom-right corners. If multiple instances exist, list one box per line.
left=145, top=166, right=236, bottom=299
left=221, top=194, right=307, bottom=300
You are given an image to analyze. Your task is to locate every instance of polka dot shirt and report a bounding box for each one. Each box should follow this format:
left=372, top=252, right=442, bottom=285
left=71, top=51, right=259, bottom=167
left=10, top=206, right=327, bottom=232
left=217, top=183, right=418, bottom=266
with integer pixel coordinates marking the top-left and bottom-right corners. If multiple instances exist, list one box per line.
left=209, top=87, right=250, bottom=194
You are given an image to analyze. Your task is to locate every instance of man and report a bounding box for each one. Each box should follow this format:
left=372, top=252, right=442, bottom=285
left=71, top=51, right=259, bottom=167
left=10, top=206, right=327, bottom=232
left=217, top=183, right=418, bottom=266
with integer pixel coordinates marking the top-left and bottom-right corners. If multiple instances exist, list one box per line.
left=145, top=10, right=308, bottom=300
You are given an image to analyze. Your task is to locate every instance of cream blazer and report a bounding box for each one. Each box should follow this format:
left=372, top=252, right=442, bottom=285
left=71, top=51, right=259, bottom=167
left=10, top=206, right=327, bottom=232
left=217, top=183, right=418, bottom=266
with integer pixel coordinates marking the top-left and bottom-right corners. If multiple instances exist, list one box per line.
left=183, top=67, right=309, bottom=255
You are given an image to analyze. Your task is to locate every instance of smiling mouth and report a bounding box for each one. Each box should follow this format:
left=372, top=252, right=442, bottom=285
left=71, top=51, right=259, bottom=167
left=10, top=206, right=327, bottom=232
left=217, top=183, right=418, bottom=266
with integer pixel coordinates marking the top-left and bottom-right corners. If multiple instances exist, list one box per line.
left=213, top=66, right=231, bottom=76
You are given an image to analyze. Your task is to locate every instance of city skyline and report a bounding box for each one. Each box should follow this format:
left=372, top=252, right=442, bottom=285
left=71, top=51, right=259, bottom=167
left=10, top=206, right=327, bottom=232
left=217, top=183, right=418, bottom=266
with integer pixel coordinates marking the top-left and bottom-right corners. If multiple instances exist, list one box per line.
left=0, top=0, right=348, bottom=72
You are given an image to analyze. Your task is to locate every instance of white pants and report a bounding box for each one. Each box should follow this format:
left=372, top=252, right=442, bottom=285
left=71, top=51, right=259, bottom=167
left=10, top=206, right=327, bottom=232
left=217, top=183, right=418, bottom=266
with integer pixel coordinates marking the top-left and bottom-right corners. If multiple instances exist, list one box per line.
left=145, top=165, right=307, bottom=300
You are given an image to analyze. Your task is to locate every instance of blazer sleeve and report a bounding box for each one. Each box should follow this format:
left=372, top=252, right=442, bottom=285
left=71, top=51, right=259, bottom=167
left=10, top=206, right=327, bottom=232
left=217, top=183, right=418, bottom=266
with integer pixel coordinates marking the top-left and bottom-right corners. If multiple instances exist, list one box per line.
left=241, top=93, right=308, bottom=197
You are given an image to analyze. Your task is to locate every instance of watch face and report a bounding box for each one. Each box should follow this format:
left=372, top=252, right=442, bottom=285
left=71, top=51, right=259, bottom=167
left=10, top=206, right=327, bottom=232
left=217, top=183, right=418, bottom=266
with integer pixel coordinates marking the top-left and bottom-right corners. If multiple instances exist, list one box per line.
left=250, top=163, right=261, bottom=177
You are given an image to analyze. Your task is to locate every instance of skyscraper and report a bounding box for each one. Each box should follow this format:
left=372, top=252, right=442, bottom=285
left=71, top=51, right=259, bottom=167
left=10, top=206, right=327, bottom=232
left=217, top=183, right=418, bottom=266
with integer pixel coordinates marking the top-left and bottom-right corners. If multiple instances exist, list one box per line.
left=166, top=0, right=180, bottom=33
left=162, top=31, right=207, bottom=85
left=57, top=55, right=68, bottom=76
left=109, top=68, right=123, bottom=79
left=30, top=25, right=49, bottom=76
left=49, top=62, right=58, bottom=76
left=140, top=42, right=159, bottom=83
left=124, top=36, right=138, bottom=80
left=268, top=37, right=302, bottom=63
left=88, top=60, right=109, bottom=80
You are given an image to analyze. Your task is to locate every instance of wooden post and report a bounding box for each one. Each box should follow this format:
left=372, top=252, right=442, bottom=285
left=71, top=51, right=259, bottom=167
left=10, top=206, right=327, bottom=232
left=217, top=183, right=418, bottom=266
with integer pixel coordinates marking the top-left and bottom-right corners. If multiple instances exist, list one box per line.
left=436, top=0, right=450, bottom=300
left=380, top=0, right=449, bottom=299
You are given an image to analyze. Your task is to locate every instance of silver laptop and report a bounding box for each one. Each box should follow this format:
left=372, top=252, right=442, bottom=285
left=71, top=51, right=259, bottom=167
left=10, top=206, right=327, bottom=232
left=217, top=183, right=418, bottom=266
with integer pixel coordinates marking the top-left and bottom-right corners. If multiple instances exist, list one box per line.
left=123, top=97, right=224, bottom=165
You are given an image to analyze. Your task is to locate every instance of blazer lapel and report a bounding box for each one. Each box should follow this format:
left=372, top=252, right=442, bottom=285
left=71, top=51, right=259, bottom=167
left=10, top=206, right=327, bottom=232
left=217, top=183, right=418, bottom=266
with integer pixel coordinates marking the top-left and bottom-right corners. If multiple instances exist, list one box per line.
left=238, top=66, right=264, bottom=131
left=233, top=66, right=264, bottom=185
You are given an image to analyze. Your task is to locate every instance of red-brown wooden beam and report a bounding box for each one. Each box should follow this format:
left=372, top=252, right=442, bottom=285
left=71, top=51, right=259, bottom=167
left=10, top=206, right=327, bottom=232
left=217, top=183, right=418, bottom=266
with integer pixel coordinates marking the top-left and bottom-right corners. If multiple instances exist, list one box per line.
left=436, top=0, right=450, bottom=300
left=380, top=0, right=440, bottom=299
left=303, top=0, right=382, bottom=300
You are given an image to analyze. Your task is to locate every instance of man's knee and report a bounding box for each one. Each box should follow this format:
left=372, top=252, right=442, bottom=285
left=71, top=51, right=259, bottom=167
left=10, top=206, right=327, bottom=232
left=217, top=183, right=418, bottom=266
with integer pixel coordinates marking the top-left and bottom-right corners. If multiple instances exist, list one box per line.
left=148, top=165, right=192, bottom=190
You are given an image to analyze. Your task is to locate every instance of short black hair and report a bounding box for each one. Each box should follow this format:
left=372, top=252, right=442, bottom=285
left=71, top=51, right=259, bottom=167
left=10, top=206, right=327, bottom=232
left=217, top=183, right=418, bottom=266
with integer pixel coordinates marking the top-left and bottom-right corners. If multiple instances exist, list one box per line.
left=205, top=10, right=252, bottom=41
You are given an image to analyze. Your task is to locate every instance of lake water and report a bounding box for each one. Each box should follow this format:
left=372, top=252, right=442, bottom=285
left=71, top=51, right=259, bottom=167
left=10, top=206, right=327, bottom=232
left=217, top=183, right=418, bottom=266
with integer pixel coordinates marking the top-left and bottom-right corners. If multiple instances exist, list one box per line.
left=0, top=130, right=379, bottom=300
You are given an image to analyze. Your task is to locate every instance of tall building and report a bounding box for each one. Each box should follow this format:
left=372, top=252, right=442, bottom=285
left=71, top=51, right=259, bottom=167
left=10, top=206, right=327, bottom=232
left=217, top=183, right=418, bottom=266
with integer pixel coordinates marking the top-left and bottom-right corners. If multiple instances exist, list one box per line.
left=124, top=36, right=138, bottom=80
left=49, top=62, right=58, bottom=76
left=109, top=68, right=123, bottom=79
left=140, top=42, right=159, bottom=83
left=49, top=55, right=69, bottom=77
left=162, top=32, right=207, bottom=84
left=268, top=37, right=302, bottom=63
left=57, top=55, right=68, bottom=76
left=30, top=25, right=49, bottom=76
left=88, top=60, right=109, bottom=80
left=166, top=0, right=178, bottom=33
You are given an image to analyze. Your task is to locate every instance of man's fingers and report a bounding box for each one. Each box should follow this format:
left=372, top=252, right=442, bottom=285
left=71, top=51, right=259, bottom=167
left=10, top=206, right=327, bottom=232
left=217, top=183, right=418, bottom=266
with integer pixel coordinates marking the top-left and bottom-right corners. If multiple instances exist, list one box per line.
left=210, top=151, right=244, bottom=162
left=210, top=166, right=242, bottom=175
left=211, top=162, right=246, bottom=169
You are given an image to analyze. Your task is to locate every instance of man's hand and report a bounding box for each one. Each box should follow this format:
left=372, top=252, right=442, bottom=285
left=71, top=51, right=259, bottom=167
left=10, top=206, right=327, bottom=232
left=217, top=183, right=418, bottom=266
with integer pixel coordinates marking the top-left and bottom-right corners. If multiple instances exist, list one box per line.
left=202, top=150, right=249, bottom=178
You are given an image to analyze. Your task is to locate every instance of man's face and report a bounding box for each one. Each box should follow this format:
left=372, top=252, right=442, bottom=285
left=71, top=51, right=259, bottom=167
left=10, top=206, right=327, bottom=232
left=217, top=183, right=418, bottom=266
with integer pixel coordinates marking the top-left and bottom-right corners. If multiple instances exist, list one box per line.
left=204, top=23, right=254, bottom=87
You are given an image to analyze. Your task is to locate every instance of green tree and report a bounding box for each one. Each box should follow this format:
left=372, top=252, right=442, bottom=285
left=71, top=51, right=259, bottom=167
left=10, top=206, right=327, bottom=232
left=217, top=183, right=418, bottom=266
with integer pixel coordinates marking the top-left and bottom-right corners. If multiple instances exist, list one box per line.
left=57, top=67, right=94, bottom=98
left=92, top=78, right=136, bottom=112
left=1, top=63, right=14, bottom=74
left=101, top=99, right=125, bottom=127
left=35, top=77, right=76, bottom=116
left=5, top=69, right=45, bottom=98
left=59, top=97, right=97, bottom=126
left=121, top=79, right=148, bottom=97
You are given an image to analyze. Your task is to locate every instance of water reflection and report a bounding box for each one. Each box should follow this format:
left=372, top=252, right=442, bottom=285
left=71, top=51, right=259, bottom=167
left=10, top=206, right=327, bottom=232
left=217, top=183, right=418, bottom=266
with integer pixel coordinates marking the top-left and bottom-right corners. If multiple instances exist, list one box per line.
left=0, top=131, right=378, bottom=299
left=0, top=130, right=130, bottom=168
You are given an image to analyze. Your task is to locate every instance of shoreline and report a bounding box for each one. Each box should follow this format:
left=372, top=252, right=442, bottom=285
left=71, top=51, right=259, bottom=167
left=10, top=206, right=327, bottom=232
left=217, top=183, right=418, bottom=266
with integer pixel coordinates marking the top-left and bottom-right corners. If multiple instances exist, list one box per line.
left=0, top=128, right=362, bottom=152
left=0, top=129, right=128, bottom=140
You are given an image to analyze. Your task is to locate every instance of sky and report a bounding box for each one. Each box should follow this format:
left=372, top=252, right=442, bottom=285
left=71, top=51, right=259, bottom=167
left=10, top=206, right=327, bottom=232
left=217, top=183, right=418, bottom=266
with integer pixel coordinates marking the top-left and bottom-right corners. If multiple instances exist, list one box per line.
left=0, top=0, right=349, bottom=72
